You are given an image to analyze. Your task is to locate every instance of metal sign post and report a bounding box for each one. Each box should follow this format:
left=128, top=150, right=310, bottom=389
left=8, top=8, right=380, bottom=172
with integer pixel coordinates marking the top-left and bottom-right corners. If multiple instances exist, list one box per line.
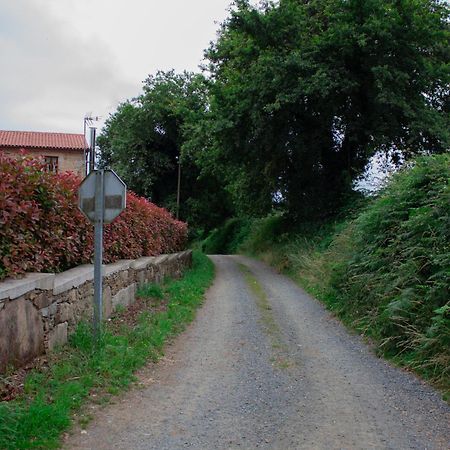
left=93, top=170, right=104, bottom=338
left=78, top=169, right=126, bottom=340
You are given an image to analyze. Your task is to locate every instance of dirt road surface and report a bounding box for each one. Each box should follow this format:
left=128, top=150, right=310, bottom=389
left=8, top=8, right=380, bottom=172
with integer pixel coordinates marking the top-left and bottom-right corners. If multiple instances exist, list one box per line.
left=65, top=255, right=450, bottom=450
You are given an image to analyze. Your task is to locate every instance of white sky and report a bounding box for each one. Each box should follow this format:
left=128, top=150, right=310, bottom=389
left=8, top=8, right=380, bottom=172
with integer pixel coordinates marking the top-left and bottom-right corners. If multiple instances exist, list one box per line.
left=0, top=0, right=234, bottom=134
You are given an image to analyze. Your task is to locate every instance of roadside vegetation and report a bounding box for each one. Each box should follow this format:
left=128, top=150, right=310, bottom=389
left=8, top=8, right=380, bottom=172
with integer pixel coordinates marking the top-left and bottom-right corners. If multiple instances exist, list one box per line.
left=97, top=2, right=449, bottom=393
left=0, top=252, right=214, bottom=449
left=203, top=155, right=450, bottom=397
left=0, top=153, right=187, bottom=281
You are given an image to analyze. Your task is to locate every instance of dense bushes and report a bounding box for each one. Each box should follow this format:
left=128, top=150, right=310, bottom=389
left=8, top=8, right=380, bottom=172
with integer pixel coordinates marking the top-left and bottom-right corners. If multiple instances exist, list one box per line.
left=201, top=218, right=253, bottom=254
left=0, top=153, right=187, bottom=280
left=234, top=154, right=449, bottom=389
left=331, top=155, right=449, bottom=382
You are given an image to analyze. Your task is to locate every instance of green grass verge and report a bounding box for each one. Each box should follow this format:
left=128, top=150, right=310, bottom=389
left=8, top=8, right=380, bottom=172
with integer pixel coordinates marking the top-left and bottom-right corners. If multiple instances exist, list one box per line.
left=237, top=155, right=449, bottom=399
left=0, top=251, right=214, bottom=449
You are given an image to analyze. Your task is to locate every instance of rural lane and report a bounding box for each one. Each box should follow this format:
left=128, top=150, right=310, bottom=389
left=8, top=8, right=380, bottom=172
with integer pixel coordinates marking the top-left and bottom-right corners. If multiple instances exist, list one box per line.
left=65, top=255, right=450, bottom=450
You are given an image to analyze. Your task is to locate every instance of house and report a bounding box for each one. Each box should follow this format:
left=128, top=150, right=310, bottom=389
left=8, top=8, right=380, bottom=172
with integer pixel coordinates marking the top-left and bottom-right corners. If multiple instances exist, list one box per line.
left=0, top=130, right=87, bottom=177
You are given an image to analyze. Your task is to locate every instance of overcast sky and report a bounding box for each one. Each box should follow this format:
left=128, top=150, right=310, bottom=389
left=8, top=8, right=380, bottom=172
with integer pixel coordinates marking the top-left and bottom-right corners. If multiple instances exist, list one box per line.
left=0, top=0, right=234, bottom=134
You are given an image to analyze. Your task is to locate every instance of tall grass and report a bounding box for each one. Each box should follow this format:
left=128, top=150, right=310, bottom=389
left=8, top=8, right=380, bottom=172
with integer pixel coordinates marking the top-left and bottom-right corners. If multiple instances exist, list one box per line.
left=239, top=155, right=449, bottom=395
left=201, top=217, right=253, bottom=254
left=0, top=251, right=214, bottom=449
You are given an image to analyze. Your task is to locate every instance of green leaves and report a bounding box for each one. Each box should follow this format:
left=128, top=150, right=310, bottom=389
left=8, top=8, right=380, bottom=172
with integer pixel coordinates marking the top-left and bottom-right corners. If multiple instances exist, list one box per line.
left=204, top=0, right=450, bottom=219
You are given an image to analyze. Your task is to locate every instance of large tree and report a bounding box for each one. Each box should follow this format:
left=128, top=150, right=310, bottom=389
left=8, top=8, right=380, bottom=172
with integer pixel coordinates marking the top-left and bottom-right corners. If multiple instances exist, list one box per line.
left=98, top=71, right=233, bottom=234
left=205, top=0, right=449, bottom=219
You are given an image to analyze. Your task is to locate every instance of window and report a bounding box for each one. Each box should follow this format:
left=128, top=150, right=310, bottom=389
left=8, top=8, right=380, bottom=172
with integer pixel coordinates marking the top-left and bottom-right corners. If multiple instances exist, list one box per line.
left=44, top=156, right=58, bottom=173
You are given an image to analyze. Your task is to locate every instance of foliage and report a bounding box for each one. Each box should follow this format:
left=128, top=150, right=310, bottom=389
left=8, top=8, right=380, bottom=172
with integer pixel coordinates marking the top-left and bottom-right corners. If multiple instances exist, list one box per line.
left=0, top=153, right=187, bottom=280
left=204, top=0, right=450, bottom=219
left=332, top=154, right=449, bottom=382
left=201, top=217, right=253, bottom=254
left=240, top=154, right=450, bottom=391
left=98, top=71, right=234, bottom=234
left=0, top=252, right=214, bottom=449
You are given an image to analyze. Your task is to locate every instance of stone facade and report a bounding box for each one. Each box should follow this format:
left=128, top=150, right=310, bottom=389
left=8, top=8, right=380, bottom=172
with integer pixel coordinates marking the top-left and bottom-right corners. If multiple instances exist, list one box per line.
left=1, top=148, right=85, bottom=177
left=0, top=251, right=192, bottom=372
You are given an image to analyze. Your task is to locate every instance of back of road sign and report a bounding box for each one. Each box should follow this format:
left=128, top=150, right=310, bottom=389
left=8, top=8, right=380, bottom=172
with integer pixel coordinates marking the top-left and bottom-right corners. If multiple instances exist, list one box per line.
left=78, top=169, right=126, bottom=223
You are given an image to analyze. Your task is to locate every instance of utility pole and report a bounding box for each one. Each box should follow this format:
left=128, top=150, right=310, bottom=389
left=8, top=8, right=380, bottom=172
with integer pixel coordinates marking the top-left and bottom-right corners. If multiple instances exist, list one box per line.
left=176, top=157, right=181, bottom=220
left=89, top=127, right=97, bottom=173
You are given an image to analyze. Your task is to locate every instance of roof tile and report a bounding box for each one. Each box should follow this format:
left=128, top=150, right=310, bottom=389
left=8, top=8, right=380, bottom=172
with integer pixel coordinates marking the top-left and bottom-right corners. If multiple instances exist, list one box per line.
left=0, top=130, right=87, bottom=151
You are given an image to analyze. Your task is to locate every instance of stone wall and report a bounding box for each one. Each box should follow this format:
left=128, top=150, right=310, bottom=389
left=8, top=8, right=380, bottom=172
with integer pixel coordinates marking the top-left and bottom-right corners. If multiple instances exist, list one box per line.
left=1, top=147, right=86, bottom=177
left=0, top=251, right=192, bottom=372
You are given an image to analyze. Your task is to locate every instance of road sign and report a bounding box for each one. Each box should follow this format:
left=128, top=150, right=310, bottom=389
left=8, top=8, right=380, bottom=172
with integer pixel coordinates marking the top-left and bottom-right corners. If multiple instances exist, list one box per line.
left=78, top=169, right=126, bottom=338
left=78, top=169, right=126, bottom=223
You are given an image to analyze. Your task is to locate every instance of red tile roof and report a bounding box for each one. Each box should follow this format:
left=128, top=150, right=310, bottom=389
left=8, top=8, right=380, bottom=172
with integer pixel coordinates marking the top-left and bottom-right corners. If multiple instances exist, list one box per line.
left=0, top=130, right=87, bottom=151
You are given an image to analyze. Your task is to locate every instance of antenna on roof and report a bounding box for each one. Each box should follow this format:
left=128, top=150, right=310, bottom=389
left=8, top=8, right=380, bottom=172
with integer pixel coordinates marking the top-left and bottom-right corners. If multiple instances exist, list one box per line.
left=83, top=114, right=101, bottom=175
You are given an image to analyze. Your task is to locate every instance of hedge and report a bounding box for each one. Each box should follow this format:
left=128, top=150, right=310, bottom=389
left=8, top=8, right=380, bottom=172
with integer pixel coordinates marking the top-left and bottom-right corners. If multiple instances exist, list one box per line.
left=0, top=153, right=187, bottom=280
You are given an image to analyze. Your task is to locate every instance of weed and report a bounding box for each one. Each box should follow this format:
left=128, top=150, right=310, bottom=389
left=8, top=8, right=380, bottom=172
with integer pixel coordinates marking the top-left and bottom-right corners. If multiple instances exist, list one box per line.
left=238, top=263, right=294, bottom=372
left=137, top=283, right=164, bottom=299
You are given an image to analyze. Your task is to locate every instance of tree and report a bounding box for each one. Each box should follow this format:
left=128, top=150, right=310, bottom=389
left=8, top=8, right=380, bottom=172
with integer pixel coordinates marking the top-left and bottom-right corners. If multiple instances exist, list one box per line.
left=98, top=71, right=234, bottom=235
left=204, top=0, right=450, bottom=219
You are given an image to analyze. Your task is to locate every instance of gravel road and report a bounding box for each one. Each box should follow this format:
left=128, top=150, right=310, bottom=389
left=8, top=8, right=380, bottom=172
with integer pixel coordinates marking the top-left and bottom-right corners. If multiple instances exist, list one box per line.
left=65, top=255, right=450, bottom=450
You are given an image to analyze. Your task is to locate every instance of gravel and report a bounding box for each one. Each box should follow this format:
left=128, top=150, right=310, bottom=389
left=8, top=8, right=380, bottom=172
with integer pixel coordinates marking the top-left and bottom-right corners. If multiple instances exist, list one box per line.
left=65, top=255, right=450, bottom=450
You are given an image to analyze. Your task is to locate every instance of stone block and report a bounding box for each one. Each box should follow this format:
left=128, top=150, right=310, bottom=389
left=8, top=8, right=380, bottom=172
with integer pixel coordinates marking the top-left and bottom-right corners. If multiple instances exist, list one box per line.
left=53, top=265, right=94, bottom=295
left=119, top=270, right=129, bottom=285
left=0, top=298, right=44, bottom=372
left=40, top=302, right=58, bottom=318
left=104, top=260, right=132, bottom=277
left=131, top=257, right=156, bottom=270
left=67, top=289, right=78, bottom=303
left=112, top=283, right=136, bottom=310
left=136, top=270, right=146, bottom=287
left=32, top=292, right=54, bottom=309
left=28, top=273, right=55, bottom=291
left=48, top=322, right=68, bottom=351
left=103, top=285, right=112, bottom=319
left=55, top=302, right=74, bottom=324
left=0, top=273, right=55, bottom=301
left=153, top=255, right=169, bottom=266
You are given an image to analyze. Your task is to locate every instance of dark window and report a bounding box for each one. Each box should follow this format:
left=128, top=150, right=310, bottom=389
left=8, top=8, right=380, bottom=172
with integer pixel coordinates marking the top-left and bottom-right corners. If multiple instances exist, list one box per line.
left=44, top=156, right=59, bottom=173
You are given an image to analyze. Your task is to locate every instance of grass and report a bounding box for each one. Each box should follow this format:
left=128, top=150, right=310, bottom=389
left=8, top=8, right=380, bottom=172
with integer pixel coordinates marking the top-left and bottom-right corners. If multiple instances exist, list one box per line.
left=238, top=263, right=294, bottom=371
left=236, top=155, right=450, bottom=399
left=201, top=218, right=253, bottom=254
left=0, top=251, right=214, bottom=449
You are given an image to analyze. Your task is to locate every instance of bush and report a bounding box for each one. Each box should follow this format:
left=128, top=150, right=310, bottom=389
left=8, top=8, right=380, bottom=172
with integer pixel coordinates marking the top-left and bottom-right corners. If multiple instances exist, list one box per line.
left=201, top=218, right=253, bottom=254
left=238, top=155, right=449, bottom=388
left=332, top=155, right=449, bottom=381
left=0, top=153, right=187, bottom=280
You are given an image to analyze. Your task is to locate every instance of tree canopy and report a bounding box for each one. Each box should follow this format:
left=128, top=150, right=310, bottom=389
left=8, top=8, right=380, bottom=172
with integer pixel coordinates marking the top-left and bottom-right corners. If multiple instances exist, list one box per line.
left=205, top=0, right=449, bottom=219
left=97, top=71, right=234, bottom=235
left=99, top=0, right=449, bottom=230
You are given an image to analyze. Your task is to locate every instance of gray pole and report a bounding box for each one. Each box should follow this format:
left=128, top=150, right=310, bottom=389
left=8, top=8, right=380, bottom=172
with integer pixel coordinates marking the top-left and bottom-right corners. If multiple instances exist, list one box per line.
left=90, top=127, right=97, bottom=172
left=83, top=118, right=88, bottom=175
left=176, top=159, right=181, bottom=220
left=93, top=169, right=104, bottom=339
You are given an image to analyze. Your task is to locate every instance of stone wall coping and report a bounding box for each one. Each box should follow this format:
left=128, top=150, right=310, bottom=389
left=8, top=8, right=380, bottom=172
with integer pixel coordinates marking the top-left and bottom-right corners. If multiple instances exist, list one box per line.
left=130, top=257, right=157, bottom=270
left=0, top=251, right=190, bottom=300
left=0, top=273, right=55, bottom=301
left=53, top=264, right=94, bottom=295
left=176, top=250, right=192, bottom=260
left=152, top=254, right=170, bottom=265
left=167, top=253, right=180, bottom=263
left=104, top=260, right=134, bottom=277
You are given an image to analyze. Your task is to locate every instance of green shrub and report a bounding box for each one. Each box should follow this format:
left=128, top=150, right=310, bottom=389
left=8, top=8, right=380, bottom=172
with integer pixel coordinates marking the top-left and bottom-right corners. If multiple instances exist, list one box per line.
left=243, top=155, right=449, bottom=390
left=201, top=218, right=253, bottom=254
left=332, top=155, right=449, bottom=382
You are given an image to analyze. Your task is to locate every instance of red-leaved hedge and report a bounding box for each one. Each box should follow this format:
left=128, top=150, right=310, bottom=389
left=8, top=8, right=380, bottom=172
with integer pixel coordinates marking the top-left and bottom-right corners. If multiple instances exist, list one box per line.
left=0, top=153, right=187, bottom=280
